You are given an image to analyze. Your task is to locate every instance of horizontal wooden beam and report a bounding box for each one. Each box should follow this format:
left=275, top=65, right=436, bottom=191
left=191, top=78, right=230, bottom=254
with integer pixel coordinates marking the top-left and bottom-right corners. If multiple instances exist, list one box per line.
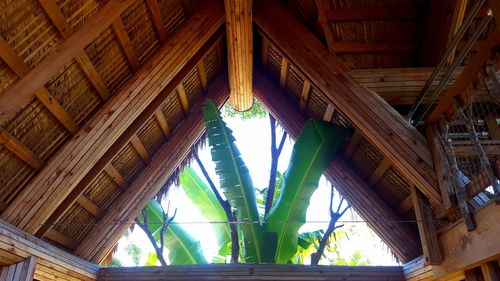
left=255, top=0, right=440, bottom=206
left=0, top=0, right=136, bottom=124
left=325, top=8, right=420, bottom=21
left=225, top=0, right=253, bottom=111
left=432, top=202, right=500, bottom=278
left=0, top=219, right=98, bottom=281
left=74, top=74, right=229, bottom=263
left=254, top=70, right=421, bottom=263
left=45, top=228, right=78, bottom=250
left=1, top=0, right=225, bottom=236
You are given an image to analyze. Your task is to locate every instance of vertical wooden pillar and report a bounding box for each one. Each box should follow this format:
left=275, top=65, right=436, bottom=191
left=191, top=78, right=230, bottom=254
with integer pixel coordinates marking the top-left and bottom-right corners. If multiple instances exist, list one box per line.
left=481, top=261, right=500, bottom=281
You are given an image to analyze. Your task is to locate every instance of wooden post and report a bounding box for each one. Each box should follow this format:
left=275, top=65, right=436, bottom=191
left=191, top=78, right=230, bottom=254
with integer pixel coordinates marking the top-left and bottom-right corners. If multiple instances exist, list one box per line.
left=411, top=184, right=443, bottom=265
left=426, top=125, right=453, bottom=209
left=481, top=261, right=500, bottom=281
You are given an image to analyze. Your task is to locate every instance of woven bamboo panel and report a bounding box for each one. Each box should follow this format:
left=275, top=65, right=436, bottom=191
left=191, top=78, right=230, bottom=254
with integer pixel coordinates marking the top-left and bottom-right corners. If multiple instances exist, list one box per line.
left=83, top=172, right=121, bottom=211
left=161, top=91, right=184, bottom=132
left=56, top=0, right=103, bottom=30
left=0, top=60, right=18, bottom=94
left=267, top=45, right=283, bottom=82
left=121, top=0, right=160, bottom=64
left=158, top=0, right=186, bottom=35
left=84, top=27, right=133, bottom=95
left=0, top=146, right=36, bottom=207
left=375, top=167, right=412, bottom=207
left=202, top=39, right=224, bottom=84
left=182, top=68, right=203, bottom=105
left=53, top=204, right=99, bottom=244
left=45, top=59, right=102, bottom=126
left=306, top=88, right=329, bottom=120
left=0, top=0, right=62, bottom=69
left=112, top=143, right=146, bottom=185
left=351, top=138, right=384, bottom=178
left=137, top=116, right=165, bottom=156
left=4, top=97, right=70, bottom=160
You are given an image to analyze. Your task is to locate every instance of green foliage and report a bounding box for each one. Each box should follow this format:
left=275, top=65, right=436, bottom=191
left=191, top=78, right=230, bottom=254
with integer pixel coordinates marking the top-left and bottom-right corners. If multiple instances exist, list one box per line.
left=223, top=98, right=267, bottom=120
left=203, top=100, right=264, bottom=262
left=180, top=167, right=231, bottom=258
left=139, top=200, right=208, bottom=264
left=125, top=243, right=142, bottom=265
left=266, top=120, right=348, bottom=263
left=110, top=258, right=122, bottom=267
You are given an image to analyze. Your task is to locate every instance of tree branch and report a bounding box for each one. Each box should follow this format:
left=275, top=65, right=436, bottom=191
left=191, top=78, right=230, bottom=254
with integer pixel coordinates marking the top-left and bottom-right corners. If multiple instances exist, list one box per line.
left=265, top=114, right=287, bottom=217
left=134, top=209, right=168, bottom=266
left=193, top=151, right=239, bottom=263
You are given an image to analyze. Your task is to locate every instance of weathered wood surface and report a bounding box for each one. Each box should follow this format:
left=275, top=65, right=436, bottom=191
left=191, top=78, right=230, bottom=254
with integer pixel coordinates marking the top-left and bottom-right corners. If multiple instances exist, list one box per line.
left=403, top=256, right=437, bottom=281
left=433, top=202, right=500, bottom=278
left=254, top=0, right=441, bottom=206
left=74, top=74, right=229, bottom=263
left=0, top=0, right=225, bottom=235
left=225, top=0, right=253, bottom=111
left=0, top=219, right=98, bottom=281
left=0, top=256, right=36, bottom=281
left=254, top=70, right=421, bottom=263
left=98, top=264, right=405, bottom=281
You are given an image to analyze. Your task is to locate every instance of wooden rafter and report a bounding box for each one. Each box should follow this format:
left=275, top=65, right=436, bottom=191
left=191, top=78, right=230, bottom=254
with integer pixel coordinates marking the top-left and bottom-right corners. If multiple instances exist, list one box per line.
left=45, top=229, right=79, bottom=250
left=368, top=157, right=392, bottom=185
left=331, top=42, right=417, bottom=53
left=130, top=135, right=151, bottom=163
left=76, top=195, right=103, bottom=218
left=315, top=0, right=336, bottom=54
left=197, top=61, right=209, bottom=90
left=104, top=164, right=127, bottom=188
left=344, top=130, right=362, bottom=158
left=0, top=38, right=79, bottom=134
left=255, top=1, right=441, bottom=206
left=74, top=74, right=229, bottom=263
left=154, top=110, right=170, bottom=137
left=254, top=70, right=421, bottom=263
left=0, top=0, right=136, bottom=125
left=324, top=8, right=420, bottom=21
left=111, top=18, right=141, bottom=70
left=177, top=84, right=190, bottom=114
left=145, top=0, right=167, bottom=42
left=0, top=128, right=45, bottom=171
left=1, top=0, right=225, bottom=236
left=225, top=0, right=253, bottom=111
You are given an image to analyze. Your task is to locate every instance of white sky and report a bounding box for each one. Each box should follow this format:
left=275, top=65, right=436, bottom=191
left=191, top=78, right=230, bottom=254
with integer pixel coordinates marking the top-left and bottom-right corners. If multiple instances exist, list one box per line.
left=115, top=103, right=399, bottom=266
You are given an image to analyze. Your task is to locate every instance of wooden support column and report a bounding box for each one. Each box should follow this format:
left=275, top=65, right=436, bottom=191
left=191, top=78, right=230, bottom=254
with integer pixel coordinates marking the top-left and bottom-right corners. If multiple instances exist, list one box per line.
left=255, top=0, right=441, bottom=206
left=1, top=0, right=225, bottom=236
left=433, top=202, right=500, bottom=278
left=0, top=219, right=99, bottom=281
left=0, top=0, right=136, bottom=124
left=74, top=74, right=229, bottom=263
left=254, top=70, right=421, bottom=263
left=225, top=0, right=253, bottom=111
left=411, top=185, right=442, bottom=265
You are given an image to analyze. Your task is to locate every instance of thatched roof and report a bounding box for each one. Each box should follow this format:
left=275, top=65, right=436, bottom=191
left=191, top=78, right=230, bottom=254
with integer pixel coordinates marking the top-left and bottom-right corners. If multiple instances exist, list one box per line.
left=0, top=0, right=498, bottom=270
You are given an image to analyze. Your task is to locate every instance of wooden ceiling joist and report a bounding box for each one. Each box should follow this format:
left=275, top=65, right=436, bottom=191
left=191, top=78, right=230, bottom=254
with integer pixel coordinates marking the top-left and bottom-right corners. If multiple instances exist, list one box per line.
left=325, top=8, right=421, bottom=21
left=0, top=0, right=136, bottom=125
left=225, top=0, right=253, bottom=111
left=74, top=74, right=229, bottom=263
left=1, top=0, right=225, bottom=236
left=104, top=164, right=127, bottom=188
left=254, top=70, right=421, bottom=263
left=255, top=0, right=441, bottom=206
left=153, top=110, right=170, bottom=137
left=130, top=135, right=151, bottom=163
left=330, top=42, right=418, bottom=53
left=111, top=18, right=141, bottom=71
left=0, top=128, right=45, bottom=171
left=0, top=219, right=99, bottom=281
left=145, top=0, right=168, bottom=42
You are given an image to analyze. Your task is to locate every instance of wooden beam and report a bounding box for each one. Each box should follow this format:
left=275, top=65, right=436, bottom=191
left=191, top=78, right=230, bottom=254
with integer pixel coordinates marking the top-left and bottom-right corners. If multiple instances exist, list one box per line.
left=398, top=196, right=413, bottom=215
left=104, top=164, right=126, bottom=188
left=427, top=33, right=500, bottom=124
left=0, top=219, right=99, bottom=281
left=0, top=128, right=45, bottom=171
left=154, top=110, right=170, bottom=137
left=426, top=126, right=452, bottom=209
left=255, top=0, right=440, bottom=206
left=0, top=256, right=36, bottom=281
left=299, top=80, right=311, bottom=111
left=331, top=42, right=418, bottom=53
left=1, top=0, right=225, bottom=236
left=368, top=157, right=391, bottom=185
left=45, top=229, right=78, bottom=250
left=325, top=8, right=420, bottom=21
left=74, top=51, right=110, bottom=101
left=0, top=38, right=79, bottom=134
left=225, top=0, right=253, bottom=111
left=0, top=0, right=136, bottom=125
left=130, top=135, right=151, bottom=163
left=76, top=195, right=103, bottom=218
left=446, top=0, right=468, bottom=64
left=433, top=202, right=500, bottom=278
left=37, top=0, right=72, bottom=38
left=111, top=18, right=141, bottom=70
left=481, top=261, right=500, bottom=281
left=323, top=103, right=335, bottom=122
left=145, top=0, right=167, bottom=42
left=279, top=57, right=289, bottom=91
left=315, top=0, right=336, bottom=54
left=254, top=70, right=421, bottom=263
left=411, top=185, right=442, bottom=265
left=197, top=61, right=209, bottom=90
left=74, top=74, right=229, bottom=263
left=344, top=130, right=362, bottom=158
left=177, top=84, right=190, bottom=114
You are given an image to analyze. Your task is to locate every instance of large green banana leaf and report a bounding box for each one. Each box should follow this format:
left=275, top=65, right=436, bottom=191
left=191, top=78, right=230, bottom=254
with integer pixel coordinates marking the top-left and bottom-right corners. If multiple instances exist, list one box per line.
left=265, top=120, right=347, bottom=263
left=139, top=200, right=207, bottom=264
left=203, top=100, right=263, bottom=263
left=180, top=167, right=231, bottom=258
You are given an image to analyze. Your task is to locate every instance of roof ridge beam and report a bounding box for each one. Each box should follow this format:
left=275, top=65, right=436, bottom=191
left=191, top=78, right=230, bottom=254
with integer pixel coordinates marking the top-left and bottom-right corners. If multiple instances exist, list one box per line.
left=1, top=0, right=225, bottom=235
left=254, top=0, right=441, bottom=206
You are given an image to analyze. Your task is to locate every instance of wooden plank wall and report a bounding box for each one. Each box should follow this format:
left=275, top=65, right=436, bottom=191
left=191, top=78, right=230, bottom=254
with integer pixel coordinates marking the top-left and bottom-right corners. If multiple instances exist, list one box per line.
left=403, top=256, right=437, bottom=281
left=98, top=264, right=405, bottom=281
left=0, top=256, right=36, bottom=281
left=0, top=219, right=99, bottom=281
